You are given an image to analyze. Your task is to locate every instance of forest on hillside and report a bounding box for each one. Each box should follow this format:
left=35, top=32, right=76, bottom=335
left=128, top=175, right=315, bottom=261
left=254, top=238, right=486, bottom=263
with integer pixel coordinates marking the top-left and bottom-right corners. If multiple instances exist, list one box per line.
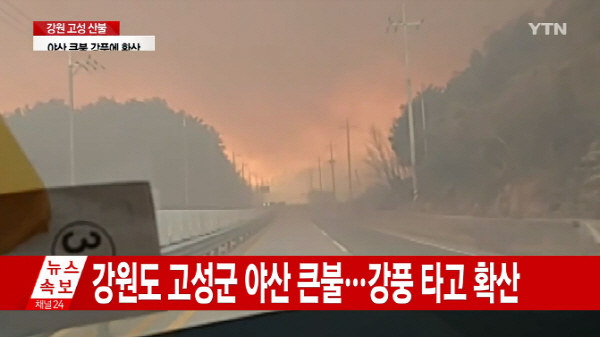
left=4, top=98, right=253, bottom=209
left=388, top=0, right=600, bottom=218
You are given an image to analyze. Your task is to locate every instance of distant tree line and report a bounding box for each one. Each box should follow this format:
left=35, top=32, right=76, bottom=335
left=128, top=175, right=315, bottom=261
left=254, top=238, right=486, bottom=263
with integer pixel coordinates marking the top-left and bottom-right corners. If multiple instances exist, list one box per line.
left=4, top=98, right=253, bottom=209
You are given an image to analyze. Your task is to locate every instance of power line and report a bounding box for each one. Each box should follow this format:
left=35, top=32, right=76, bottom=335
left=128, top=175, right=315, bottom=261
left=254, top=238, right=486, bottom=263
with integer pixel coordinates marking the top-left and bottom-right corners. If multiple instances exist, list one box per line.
left=3, top=0, right=33, bottom=22
left=0, top=4, right=21, bottom=25
left=0, top=7, right=27, bottom=34
left=0, top=1, right=29, bottom=35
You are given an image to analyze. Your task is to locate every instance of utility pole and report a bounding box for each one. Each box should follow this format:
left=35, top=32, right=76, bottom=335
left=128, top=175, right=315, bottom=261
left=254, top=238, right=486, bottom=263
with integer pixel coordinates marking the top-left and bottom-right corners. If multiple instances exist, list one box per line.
left=355, top=169, right=361, bottom=190
left=182, top=114, right=189, bottom=209
left=329, top=142, right=336, bottom=200
left=318, top=156, right=323, bottom=191
left=387, top=4, right=424, bottom=201
left=247, top=172, right=253, bottom=206
left=260, top=177, right=265, bottom=205
left=345, top=118, right=353, bottom=201
left=421, top=95, right=428, bottom=160
left=68, top=52, right=105, bottom=185
left=309, top=168, right=314, bottom=191
left=232, top=152, right=245, bottom=182
left=68, top=52, right=74, bottom=186
left=241, top=162, right=246, bottom=184
left=338, top=119, right=357, bottom=200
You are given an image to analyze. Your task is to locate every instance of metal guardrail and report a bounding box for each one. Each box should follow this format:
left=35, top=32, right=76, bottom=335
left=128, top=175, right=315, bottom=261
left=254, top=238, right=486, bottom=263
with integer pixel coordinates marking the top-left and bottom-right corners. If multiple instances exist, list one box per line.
left=156, top=209, right=265, bottom=246
left=158, top=208, right=277, bottom=256
left=350, top=210, right=600, bottom=255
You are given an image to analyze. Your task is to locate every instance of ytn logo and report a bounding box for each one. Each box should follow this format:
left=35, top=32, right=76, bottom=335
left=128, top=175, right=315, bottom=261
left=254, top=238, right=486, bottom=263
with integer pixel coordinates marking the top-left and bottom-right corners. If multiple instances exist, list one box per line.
left=529, top=23, right=567, bottom=36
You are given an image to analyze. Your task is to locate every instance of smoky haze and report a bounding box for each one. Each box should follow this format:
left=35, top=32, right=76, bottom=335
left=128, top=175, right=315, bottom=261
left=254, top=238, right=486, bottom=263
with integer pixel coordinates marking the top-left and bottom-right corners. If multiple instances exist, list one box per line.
left=0, top=0, right=550, bottom=202
left=4, top=1, right=600, bottom=336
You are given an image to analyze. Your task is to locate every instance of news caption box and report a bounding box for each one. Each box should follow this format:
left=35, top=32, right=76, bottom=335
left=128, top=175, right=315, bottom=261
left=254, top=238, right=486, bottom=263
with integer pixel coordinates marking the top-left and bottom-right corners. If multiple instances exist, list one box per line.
left=2, top=256, right=600, bottom=311
left=32, top=21, right=155, bottom=51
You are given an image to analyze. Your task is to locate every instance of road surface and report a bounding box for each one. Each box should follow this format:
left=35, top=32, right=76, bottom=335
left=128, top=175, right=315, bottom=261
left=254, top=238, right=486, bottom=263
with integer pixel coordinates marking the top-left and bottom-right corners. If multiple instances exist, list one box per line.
left=43, top=206, right=467, bottom=337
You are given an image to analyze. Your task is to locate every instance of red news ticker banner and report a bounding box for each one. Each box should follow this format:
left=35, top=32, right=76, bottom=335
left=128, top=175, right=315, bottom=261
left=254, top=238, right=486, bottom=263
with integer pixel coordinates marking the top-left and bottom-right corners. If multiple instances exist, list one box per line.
left=2, top=256, right=600, bottom=311
left=33, top=21, right=120, bottom=36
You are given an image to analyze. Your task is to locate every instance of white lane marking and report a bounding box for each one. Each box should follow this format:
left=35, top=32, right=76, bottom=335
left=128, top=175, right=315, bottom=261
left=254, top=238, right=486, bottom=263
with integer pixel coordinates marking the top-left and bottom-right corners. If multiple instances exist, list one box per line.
left=331, top=240, right=349, bottom=254
left=369, top=227, right=483, bottom=256
left=50, top=327, right=95, bottom=337
left=315, top=225, right=349, bottom=253
left=166, top=311, right=196, bottom=333
left=581, top=221, right=600, bottom=245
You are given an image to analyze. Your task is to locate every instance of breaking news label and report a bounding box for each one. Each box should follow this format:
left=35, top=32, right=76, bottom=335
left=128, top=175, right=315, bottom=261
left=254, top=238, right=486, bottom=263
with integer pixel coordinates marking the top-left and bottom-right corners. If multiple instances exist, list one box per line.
left=2, top=256, right=600, bottom=310
left=32, top=21, right=155, bottom=51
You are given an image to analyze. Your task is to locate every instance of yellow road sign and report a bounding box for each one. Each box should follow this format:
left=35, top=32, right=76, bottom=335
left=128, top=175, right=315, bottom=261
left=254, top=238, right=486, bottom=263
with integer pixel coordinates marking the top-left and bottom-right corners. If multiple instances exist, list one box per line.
left=0, top=116, right=50, bottom=255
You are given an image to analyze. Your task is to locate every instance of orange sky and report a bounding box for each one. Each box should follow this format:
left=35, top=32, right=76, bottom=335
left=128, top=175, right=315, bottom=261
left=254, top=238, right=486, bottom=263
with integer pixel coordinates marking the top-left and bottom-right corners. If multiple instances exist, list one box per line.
left=0, top=0, right=550, bottom=201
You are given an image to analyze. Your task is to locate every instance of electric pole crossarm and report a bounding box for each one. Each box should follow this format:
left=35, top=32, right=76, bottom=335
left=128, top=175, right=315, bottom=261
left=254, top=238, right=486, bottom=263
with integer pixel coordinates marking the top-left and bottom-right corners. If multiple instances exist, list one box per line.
left=400, top=20, right=424, bottom=26
left=387, top=18, right=424, bottom=29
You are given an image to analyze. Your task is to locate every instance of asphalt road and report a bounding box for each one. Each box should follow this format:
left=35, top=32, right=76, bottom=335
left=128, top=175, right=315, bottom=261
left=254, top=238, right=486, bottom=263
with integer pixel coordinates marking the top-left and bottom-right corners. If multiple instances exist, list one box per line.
left=237, top=206, right=472, bottom=257
left=42, top=206, right=472, bottom=337
left=311, top=211, right=471, bottom=256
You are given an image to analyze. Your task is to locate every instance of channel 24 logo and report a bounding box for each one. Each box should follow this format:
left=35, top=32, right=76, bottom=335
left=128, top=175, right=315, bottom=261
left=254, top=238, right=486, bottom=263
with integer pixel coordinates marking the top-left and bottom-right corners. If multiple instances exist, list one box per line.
left=528, top=22, right=567, bottom=36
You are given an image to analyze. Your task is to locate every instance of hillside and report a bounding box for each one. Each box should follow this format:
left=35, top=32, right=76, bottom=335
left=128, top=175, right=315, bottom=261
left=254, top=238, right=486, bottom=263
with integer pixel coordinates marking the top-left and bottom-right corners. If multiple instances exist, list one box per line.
left=390, top=0, right=600, bottom=217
